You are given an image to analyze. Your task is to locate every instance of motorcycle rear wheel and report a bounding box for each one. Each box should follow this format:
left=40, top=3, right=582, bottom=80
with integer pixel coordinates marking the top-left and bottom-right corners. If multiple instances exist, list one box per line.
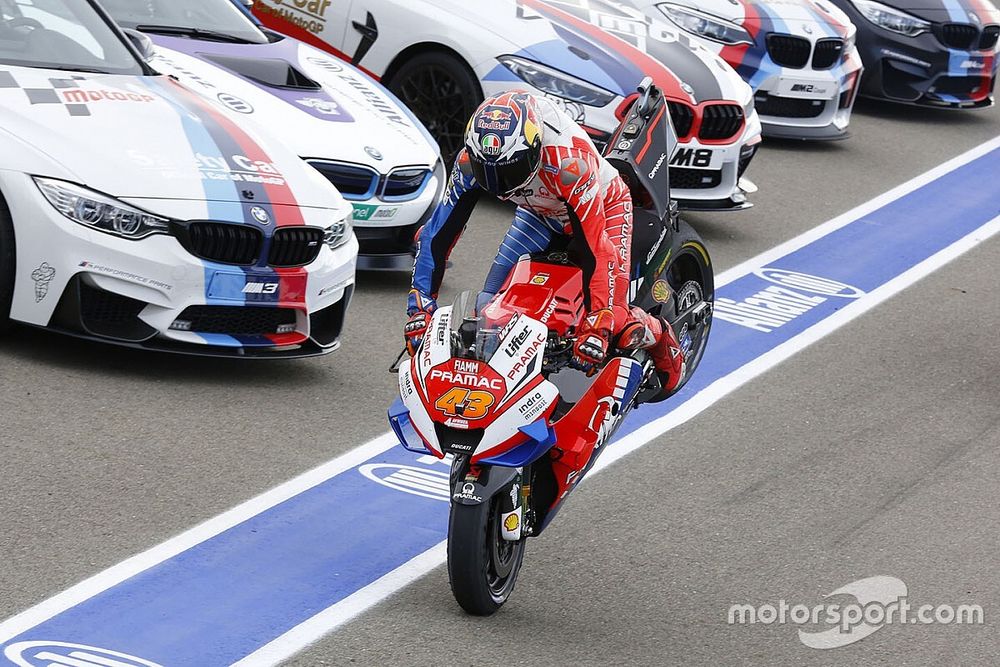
left=650, top=220, right=714, bottom=402
left=447, top=495, right=526, bottom=615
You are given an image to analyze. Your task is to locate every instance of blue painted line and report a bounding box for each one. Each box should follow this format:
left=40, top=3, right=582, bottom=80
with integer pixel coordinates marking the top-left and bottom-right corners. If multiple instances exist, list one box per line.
left=2, top=145, right=1000, bottom=665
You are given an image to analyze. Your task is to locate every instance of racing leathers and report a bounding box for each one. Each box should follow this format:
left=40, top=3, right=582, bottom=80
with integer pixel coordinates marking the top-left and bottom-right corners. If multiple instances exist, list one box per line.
left=407, top=99, right=684, bottom=389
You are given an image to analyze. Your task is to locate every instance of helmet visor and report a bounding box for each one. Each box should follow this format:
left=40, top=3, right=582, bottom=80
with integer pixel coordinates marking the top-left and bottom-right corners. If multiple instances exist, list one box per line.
left=468, top=152, right=539, bottom=198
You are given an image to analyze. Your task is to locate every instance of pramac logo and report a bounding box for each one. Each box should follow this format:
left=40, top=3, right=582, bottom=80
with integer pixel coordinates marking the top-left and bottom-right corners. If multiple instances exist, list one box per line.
left=4, top=641, right=163, bottom=667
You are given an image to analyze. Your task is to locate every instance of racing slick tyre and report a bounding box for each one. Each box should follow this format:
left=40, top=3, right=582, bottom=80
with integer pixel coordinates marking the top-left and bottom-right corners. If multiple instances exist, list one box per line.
left=386, top=52, right=482, bottom=164
left=651, top=219, right=714, bottom=402
left=447, top=494, right=525, bottom=615
left=0, top=193, right=15, bottom=333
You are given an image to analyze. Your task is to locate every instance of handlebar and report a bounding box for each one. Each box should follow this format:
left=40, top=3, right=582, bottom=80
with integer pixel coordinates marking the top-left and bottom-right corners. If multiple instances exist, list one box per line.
left=634, top=76, right=661, bottom=119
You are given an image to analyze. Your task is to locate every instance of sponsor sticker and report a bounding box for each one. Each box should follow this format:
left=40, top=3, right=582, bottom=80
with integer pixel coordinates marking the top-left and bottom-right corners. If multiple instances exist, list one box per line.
left=652, top=279, right=671, bottom=303
left=776, top=77, right=833, bottom=100
left=30, top=263, right=56, bottom=303
left=350, top=203, right=401, bottom=224
left=481, top=133, right=503, bottom=156
left=530, top=273, right=549, bottom=285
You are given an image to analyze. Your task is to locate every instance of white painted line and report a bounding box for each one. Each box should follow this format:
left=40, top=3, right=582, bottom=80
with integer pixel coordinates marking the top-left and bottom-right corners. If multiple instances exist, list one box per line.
left=714, top=134, right=1000, bottom=289
left=0, top=432, right=398, bottom=643
left=233, top=216, right=1000, bottom=666
left=2, top=134, right=997, bottom=652
left=232, top=543, right=448, bottom=667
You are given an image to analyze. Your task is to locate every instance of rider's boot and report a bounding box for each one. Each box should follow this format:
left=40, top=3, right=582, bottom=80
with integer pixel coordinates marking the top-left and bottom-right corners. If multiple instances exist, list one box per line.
left=617, top=306, right=686, bottom=398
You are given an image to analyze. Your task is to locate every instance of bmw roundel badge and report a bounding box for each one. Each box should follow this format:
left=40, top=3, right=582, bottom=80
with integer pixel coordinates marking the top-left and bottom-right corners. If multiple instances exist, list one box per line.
left=250, top=206, right=270, bottom=225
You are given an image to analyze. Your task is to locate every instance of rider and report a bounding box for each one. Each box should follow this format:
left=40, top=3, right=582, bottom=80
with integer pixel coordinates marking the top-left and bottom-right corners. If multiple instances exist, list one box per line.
left=404, top=91, right=685, bottom=393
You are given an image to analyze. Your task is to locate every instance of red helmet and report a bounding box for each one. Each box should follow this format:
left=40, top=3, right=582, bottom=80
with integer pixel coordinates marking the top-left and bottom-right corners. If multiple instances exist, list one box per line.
left=465, top=92, right=543, bottom=197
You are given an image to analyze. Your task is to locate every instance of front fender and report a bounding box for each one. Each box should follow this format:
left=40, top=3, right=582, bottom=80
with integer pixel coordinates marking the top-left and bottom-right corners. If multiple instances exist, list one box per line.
left=450, top=456, right=520, bottom=506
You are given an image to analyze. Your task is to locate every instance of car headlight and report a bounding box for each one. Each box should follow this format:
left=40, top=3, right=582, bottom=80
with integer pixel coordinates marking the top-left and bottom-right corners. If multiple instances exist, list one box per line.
left=497, top=55, right=616, bottom=107
left=850, top=0, right=930, bottom=36
left=658, top=4, right=753, bottom=46
left=324, top=213, right=353, bottom=250
left=34, top=177, right=170, bottom=239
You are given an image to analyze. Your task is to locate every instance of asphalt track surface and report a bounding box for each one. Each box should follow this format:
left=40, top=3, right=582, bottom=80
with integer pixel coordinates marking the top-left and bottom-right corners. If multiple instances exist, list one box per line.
left=0, top=99, right=998, bottom=666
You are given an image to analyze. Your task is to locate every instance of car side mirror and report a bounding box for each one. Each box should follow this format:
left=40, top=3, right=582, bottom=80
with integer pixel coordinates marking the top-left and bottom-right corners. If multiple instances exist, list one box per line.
left=123, top=28, right=155, bottom=61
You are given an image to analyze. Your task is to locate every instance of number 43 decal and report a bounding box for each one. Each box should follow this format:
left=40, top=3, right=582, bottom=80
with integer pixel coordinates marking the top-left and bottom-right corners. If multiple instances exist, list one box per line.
left=435, top=388, right=495, bottom=420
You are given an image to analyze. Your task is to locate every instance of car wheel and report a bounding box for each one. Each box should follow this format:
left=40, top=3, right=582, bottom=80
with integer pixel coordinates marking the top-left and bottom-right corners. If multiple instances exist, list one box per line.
left=387, top=52, right=482, bottom=163
left=0, top=192, right=15, bottom=332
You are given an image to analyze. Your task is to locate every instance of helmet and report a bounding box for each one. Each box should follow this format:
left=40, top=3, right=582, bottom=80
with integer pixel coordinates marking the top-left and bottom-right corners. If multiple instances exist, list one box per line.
left=465, top=92, right=543, bottom=198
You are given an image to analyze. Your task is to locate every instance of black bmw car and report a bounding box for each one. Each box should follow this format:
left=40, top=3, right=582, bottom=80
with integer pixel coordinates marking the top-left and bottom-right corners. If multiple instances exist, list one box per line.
left=829, top=0, right=1000, bottom=107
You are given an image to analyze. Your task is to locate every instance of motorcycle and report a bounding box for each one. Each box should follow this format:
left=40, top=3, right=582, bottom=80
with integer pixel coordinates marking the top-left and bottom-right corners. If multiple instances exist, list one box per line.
left=388, top=78, right=714, bottom=615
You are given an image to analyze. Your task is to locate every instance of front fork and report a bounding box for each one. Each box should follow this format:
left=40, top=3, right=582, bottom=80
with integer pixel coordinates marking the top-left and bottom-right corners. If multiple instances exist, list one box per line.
left=450, top=456, right=528, bottom=542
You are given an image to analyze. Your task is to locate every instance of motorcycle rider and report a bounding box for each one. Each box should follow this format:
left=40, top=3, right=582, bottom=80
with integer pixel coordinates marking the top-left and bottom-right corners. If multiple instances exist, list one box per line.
left=404, top=91, right=685, bottom=393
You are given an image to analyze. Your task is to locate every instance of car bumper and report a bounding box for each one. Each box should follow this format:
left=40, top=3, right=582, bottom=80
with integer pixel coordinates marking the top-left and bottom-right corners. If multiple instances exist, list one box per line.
left=751, top=52, right=864, bottom=140
left=851, top=25, right=997, bottom=108
left=313, top=160, right=444, bottom=269
left=667, top=109, right=763, bottom=212
left=3, top=171, right=358, bottom=357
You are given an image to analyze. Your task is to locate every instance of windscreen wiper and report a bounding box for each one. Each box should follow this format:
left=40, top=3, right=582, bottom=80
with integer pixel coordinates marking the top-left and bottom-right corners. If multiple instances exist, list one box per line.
left=36, top=64, right=113, bottom=74
left=132, top=25, right=253, bottom=44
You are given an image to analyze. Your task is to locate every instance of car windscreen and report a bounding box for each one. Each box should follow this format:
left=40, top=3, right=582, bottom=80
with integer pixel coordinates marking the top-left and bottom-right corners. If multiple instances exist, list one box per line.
left=103, top=0, right=269, bottom=45
left=0, top=0, right=143, bottom=74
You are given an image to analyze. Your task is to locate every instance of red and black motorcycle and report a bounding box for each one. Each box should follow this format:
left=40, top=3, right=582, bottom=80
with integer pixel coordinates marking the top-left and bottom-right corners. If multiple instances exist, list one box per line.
left=389, top=79, right=713, bottom=615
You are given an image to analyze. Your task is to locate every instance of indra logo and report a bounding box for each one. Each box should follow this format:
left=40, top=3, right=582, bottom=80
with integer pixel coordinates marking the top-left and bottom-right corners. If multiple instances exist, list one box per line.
left=359, top=463, right=450, bottom=501
left=218, top=92, right=254, bottom=114
left=4, top=641, right=163, bottom=667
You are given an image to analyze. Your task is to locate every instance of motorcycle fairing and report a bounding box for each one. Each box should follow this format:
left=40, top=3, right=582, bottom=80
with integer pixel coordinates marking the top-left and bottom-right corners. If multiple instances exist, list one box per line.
left=398, top=306, right=562, bottom=461
left=551, top=356, right=644, bottom=481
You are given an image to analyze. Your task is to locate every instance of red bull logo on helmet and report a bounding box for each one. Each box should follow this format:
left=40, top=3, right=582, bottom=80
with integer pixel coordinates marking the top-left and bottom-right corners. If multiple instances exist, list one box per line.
left=476, top=105, right=514, bottom=132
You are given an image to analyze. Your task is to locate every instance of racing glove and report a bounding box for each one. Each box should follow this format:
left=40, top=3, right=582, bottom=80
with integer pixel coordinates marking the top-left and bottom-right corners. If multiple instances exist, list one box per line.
left=404, top=289, right=437, bottom=357
left=573, top=308, right=614, bottom=372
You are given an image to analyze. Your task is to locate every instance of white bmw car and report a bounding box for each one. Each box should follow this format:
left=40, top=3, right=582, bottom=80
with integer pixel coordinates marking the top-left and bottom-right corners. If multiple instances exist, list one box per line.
left=98, top=0, right=444, bottom=271
left=0, top=0, right=357, bottom=357
left=630, top=0, right=864, bottom=139
left=250, top=0, right=764, bottom=211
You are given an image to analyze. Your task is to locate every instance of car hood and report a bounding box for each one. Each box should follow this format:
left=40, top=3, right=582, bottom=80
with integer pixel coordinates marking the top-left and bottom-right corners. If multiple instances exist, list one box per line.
left=654, top=0, right=856, bottom=38
left=510, top=0, right=750, bottom=105
left=146, top=34, right=440, bottom=170
left=0, top=66, right=344, bottom=210
left=872, top=0, right=1000, bottom=24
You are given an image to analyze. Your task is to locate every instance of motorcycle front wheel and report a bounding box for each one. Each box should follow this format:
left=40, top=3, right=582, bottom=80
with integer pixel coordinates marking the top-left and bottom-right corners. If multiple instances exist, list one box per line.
left=447, top=495, right=526, bottom=615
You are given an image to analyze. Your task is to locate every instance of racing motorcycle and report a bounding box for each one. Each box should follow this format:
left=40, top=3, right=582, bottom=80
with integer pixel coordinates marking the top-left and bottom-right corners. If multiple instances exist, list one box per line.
left=388, top=79, right=713, bottom=615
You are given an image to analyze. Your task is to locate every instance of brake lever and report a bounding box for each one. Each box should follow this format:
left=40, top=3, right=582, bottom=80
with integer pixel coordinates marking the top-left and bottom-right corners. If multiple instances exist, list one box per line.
left=388, top=347, right=407, bottom=374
